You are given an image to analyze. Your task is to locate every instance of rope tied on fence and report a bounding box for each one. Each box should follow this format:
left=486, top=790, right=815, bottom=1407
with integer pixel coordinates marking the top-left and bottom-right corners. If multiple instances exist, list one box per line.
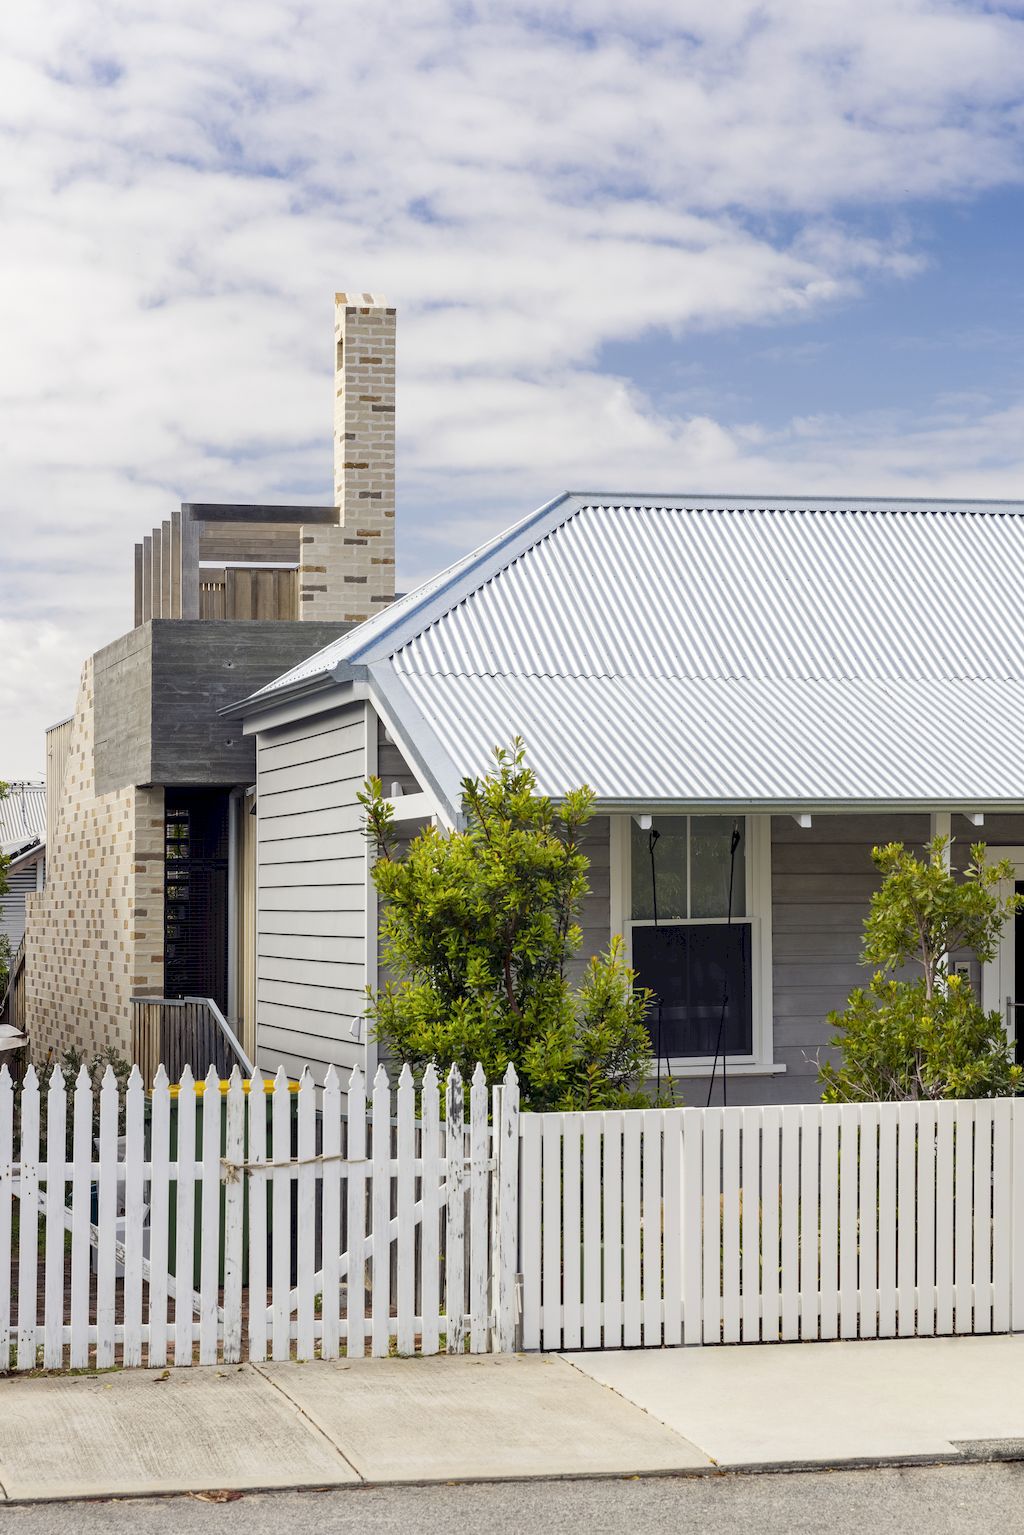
left=219, top=1151, right=371, bottom=1184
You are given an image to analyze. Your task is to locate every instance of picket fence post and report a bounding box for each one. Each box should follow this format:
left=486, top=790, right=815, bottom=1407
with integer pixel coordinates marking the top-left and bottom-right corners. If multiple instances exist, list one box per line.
left=0, top=1065, right=12, bottom=1371
left=1013, top=1097, right=1024, bottom=1334
left=445, top=1066, right=465, bottom=1353
left=494, top=1064, right=520, bottom=1353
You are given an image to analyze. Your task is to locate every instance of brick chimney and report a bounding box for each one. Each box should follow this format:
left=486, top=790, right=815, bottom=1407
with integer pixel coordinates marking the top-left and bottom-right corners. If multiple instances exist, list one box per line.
left=299, top=293, right=397, bottom=622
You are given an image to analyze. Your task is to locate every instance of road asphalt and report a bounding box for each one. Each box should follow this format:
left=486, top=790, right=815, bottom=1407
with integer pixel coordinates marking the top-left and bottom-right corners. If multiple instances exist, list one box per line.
left=2, top=1464, right=1024, bottom=1535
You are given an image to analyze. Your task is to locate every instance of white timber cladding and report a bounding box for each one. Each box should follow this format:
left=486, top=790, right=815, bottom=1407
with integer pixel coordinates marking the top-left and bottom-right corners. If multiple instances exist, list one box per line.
left=255, top=701, right=370, bottom=1084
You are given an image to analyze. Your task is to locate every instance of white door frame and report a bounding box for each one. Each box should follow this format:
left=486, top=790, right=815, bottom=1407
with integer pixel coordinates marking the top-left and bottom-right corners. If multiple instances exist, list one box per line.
left=980, top=847, right=1024, bottom=1048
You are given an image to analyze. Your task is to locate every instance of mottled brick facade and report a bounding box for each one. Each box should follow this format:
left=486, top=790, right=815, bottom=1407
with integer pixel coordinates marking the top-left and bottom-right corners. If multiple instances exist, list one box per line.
left=25, top=658, right=164, bottom=1063
left=300, top=292, right=396, bottom=622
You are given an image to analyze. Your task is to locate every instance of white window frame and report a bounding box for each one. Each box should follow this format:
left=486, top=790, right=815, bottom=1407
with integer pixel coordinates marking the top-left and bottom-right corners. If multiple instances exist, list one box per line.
left=610, top=813, right=779, bottom=1077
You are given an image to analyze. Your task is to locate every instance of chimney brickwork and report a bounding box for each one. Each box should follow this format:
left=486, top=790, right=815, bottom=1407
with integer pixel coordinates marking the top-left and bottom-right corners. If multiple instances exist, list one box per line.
left=299, top=292, right=397, bottom=622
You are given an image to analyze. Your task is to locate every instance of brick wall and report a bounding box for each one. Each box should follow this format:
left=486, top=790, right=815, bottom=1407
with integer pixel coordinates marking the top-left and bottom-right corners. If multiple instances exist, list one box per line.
left=300, top=292, right=396, bottom=622
left=24, top=657, right=164, bottom=1064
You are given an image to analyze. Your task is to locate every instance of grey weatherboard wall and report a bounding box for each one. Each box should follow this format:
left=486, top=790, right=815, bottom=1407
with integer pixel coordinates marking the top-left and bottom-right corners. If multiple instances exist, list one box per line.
left=566, top=812, right=1024, bottom=1107
left=256, top=701, right=368, bottom=1085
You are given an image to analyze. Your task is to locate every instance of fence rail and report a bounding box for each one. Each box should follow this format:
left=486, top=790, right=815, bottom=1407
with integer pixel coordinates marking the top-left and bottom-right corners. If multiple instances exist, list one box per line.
left=0, top=1059, right=516, bottom=1371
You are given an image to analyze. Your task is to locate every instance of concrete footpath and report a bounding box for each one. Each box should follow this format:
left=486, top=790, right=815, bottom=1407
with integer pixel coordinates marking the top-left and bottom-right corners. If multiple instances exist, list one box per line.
left=1, top=1335, right=1023, bottom=1502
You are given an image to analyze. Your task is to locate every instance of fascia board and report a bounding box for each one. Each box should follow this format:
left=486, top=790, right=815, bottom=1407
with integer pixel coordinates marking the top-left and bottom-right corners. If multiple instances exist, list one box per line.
left=366, top=661, right=464, bottom=828
left=240, top=678, right=367, bottom=737
left=586, top=797, right=1024, bottom=815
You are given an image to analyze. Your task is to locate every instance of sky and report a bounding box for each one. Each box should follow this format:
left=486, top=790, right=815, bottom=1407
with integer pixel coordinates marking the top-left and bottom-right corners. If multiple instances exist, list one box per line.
left=2, top=0, right=1024, bottom=777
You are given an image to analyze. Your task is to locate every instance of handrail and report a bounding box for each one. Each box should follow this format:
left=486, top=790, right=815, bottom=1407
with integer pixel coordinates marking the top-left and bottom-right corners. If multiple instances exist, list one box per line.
left=196, top=996, right=255, bottom=1078
left=130, top=995, right=254, bottom=1080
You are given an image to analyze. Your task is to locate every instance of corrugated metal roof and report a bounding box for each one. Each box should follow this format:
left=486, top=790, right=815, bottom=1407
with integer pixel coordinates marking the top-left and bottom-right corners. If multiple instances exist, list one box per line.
left=395, top=502, right=1024, bottom=682
left=398, top=672, right=1024, bottom=804
left=249, top=494, right=1024, bottom=807
left=0, top=782, right=45, bottom=853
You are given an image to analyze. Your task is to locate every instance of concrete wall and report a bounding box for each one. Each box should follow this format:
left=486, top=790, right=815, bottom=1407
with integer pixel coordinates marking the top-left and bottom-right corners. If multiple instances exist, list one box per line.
left=25, top=658, right=165, bottom=1064
left=94, top=619, right=351, bottom=795
left=255, top=701, right=369, bottom=1085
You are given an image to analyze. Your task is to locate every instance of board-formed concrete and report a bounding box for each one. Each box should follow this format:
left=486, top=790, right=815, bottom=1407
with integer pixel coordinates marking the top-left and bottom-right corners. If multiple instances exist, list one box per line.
left=256, top=1353, right=711, bottom=1482
left=563, top=1334, right=1024, bottom=1467
left=0, top=1367, right=359, bottom=1500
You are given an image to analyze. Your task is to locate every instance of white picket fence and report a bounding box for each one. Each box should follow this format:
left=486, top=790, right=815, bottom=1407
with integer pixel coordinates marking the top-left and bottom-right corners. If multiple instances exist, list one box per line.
left=0, top=1059, right=519, bottom=1370
left=520, top=1100, right=1024, bottom=1350
left=4, top=1069, right=1024, bottom=1370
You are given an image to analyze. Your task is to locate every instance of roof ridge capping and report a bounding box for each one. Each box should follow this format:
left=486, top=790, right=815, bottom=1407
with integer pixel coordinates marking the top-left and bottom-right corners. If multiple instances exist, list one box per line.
left=571, top=492, right=1024, bottom=514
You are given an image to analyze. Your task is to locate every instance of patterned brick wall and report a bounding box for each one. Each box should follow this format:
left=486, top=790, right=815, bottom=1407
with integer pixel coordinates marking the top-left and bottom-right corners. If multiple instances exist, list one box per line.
left=300, top=292, right=396, bottom=622
left=24, top=657, right=164, bottom=1064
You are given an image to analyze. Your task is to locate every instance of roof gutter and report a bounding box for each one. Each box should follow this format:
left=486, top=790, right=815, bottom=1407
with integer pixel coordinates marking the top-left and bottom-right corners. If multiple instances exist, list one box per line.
left=219, top=660, right=369, bottom=721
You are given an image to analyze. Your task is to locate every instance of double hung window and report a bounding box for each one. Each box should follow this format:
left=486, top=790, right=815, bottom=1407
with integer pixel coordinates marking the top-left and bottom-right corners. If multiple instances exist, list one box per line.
left=625, top=815, right=766, bottom=1063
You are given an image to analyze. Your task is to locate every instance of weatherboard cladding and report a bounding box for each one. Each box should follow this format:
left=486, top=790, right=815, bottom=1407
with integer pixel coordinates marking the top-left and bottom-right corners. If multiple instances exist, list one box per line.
left=255, top=701, right=368, bottom=1086
left=251, top=496, right=1024, bottom=806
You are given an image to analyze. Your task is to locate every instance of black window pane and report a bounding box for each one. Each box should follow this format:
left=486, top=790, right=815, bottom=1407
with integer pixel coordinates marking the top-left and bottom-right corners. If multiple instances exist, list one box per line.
left=164, top=789, right=230, bottom=1011
left=632, top=923, right=752, bottom=1058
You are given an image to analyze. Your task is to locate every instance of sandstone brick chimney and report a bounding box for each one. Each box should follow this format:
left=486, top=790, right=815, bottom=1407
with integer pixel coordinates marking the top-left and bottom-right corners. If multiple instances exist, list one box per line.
left=299, top=292, right=397, bottom=622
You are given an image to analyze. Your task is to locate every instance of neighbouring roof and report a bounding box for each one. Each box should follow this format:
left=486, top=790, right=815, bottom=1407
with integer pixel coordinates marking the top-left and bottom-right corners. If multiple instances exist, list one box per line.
left=237, top=494, right=1024, bottom=812
left=0, top=781, right=45, bottom=857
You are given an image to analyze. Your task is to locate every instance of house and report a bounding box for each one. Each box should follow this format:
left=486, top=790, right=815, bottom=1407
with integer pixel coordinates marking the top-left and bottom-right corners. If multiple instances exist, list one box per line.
left=1, top=780, right=46, bottom=952
left=0, top=780, right=45, bottom=1042
left=228, top=492, right=1024, bottom=1104
left=23, top=293, right=398, bottom=1072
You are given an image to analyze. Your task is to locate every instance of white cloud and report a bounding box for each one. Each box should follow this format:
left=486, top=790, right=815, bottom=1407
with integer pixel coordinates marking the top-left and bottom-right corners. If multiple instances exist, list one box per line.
left=2, top=0, right=1024, bottom=771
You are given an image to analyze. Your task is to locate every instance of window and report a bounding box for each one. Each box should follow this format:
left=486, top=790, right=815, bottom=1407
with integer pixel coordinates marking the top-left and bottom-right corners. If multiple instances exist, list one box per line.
left=620, top=815, right=772, bottom=1067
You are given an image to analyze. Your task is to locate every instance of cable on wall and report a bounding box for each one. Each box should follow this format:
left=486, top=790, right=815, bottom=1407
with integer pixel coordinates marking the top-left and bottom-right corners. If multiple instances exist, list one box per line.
left=707, top=819, right=742, bottom=1109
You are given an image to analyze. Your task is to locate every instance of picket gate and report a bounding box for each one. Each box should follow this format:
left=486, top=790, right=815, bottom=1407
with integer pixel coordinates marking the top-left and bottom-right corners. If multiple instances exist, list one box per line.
left=0, top=1059, right=519, bottom=1370
left=518, top=1098, right=1024, bottom=1350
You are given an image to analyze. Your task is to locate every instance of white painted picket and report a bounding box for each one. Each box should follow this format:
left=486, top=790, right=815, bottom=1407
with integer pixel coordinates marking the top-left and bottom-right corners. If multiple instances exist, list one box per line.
left=0, top=1059, right=514, bottom=1370
left=6, top=1068, right=1024, bottom=1369
left=519, top=1097, right=1024, bottom=1350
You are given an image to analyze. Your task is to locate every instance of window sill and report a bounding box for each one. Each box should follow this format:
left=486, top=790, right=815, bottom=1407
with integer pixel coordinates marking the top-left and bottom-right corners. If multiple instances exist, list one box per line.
left=652, top=1061, right=788, bottom=1079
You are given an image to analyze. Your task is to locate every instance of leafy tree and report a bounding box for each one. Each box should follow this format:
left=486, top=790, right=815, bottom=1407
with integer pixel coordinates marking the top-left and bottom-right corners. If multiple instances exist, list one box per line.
left=0, top=934, right=11, bottom=998
left=359, top=740, right=654, bottom=1110
left=819, top=838, right=1023, bottom=1102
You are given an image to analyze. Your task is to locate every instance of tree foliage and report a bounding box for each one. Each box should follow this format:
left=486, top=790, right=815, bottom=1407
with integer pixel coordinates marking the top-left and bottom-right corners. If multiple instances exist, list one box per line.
left=359, top=740, right=654, bottom=1110
left=819, top=838, right=1023, bottom=1102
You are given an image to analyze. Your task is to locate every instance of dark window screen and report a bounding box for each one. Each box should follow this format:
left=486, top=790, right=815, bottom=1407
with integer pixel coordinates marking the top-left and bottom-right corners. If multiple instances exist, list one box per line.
left=631, top=923, right=752, bottom=1058
left=164, top=789, right=230, bottom=1010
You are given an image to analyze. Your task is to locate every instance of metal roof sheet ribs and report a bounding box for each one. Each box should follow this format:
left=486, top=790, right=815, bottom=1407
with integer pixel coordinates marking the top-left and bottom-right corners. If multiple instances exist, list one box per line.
left=248, top=495, right=1024, bottom=807
left=394, top=501, right=1024, bottom=685
left=396, top=671, right=1024, bottom=803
